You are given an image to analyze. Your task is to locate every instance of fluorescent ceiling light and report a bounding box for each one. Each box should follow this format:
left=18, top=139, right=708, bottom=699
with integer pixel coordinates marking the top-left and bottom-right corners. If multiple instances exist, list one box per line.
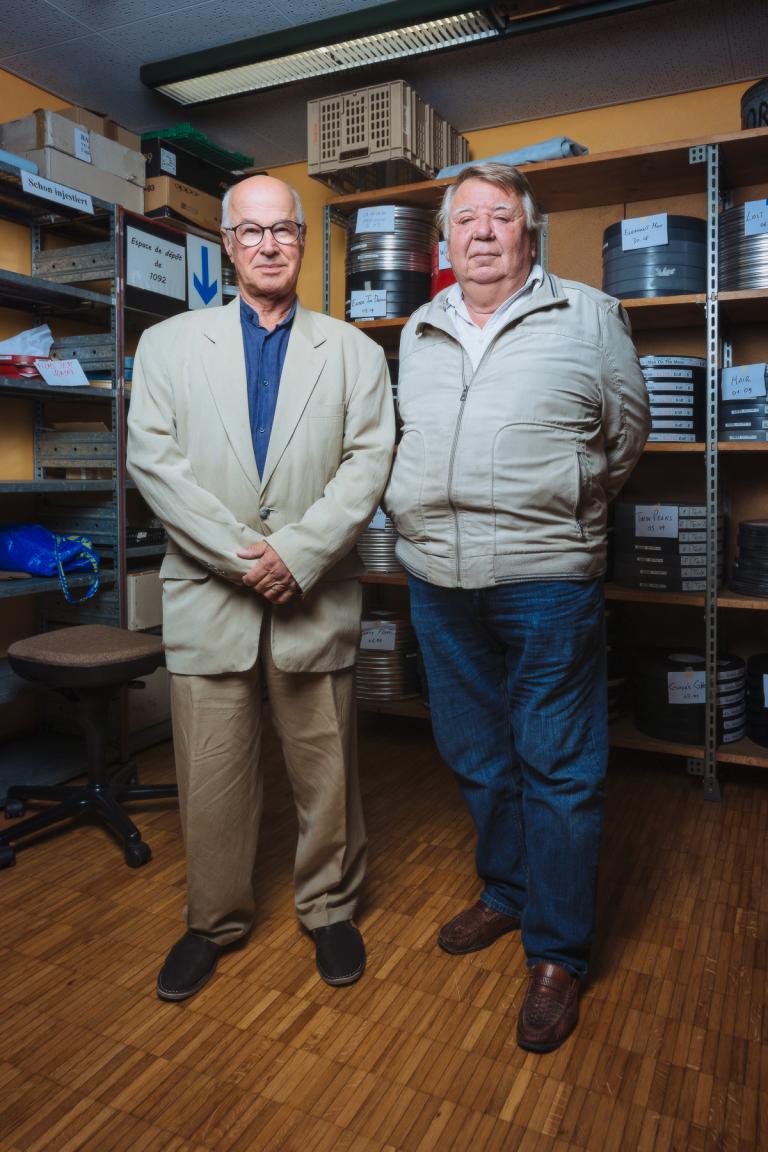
left=146, top=10, right=499, bottom=106
left=142, top=0, right=676, bottom=107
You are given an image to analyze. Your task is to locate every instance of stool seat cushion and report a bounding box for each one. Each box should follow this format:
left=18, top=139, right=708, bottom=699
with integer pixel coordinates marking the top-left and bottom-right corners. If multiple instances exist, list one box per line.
left=9, top=625, right=162, bottom=668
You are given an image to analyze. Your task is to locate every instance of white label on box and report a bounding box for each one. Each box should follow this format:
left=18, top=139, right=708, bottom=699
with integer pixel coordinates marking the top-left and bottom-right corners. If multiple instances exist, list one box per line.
left=126, top=226, right=186, bottom=301
left=187, top=234, right=222, bottom=310
left=763, top=674, right=768, bottom=708
left=160, top=146, right=177, bottom=176
left=21, top=170, right=93, bottom=214
left=356, top=206, right=396, bottom=233
left=73, top=126, right=91, bottom=164
left=634, top=504, right=679, bottom=538
left=369, top=507, right=387, bottom=530
left=437, top=240, right=451, bottom=269
left=668, top=670, right=706, bottom=704
left=744, top=200, right=768, bottom=236
left=34, top=358, right=90, bottom=387
left=350, top=289, right=387, bottom=319
left=360, top=621, right=397, bottom=651
left=720, top=364, right=767, bottom=401
left=621, top=213, right=668, bottom=250
left=643, top=367, right=694, bottom=379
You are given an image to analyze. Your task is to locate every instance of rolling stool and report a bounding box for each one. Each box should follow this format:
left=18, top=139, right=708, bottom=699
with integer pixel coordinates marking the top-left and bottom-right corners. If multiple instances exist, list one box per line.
left=0, top=624, right=177, bottom=869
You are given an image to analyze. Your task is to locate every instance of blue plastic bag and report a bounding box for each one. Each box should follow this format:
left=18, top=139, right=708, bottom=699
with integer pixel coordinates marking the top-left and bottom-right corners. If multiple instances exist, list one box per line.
left=0, top=523, right=100, bottom=604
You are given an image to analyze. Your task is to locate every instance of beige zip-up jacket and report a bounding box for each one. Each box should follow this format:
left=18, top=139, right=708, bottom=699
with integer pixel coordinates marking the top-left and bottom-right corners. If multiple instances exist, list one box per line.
left=384, top=272, right=650, bottom=588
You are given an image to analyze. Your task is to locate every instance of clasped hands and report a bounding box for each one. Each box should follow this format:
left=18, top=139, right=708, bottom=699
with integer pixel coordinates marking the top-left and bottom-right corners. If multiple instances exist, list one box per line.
left=237, top=541, right=299, bottom=605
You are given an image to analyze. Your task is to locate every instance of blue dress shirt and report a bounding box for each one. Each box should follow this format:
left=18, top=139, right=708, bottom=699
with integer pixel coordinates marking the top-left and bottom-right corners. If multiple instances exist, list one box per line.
left=240, top=297, right=297, bottom=477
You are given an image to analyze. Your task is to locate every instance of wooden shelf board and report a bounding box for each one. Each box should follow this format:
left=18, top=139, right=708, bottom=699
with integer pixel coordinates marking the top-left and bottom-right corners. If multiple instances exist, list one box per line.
left=604, top=583, right=704, bottom=607
left=715, top=734, right=768, bottom=769
left=717, top=288, right=768, bottom=323
left=358, top=697, right=430, bottom=720
left=360, top=571, right=407, bottom=586
left=609, top=714, right=704, bottom=760
left=719, top=440, right=768, bottom=452
left=717, top=589, right=768, bottom=610
left=645, top=442, right=704, bottom=453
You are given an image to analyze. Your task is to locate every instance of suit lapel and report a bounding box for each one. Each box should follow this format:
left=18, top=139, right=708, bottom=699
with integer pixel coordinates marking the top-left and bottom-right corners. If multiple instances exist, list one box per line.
left=260, top=303, right=327, bottom=490
left=199, top=296, right=260, bottom=492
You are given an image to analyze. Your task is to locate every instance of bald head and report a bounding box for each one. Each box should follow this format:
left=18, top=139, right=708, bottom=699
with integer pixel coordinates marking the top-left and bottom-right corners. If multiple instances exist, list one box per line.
left=222, top=175, right=304, bottom=230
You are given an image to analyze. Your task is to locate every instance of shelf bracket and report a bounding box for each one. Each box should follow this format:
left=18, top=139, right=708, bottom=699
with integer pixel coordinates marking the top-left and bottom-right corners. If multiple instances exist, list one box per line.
left=688, top=145, right=707, bottom=165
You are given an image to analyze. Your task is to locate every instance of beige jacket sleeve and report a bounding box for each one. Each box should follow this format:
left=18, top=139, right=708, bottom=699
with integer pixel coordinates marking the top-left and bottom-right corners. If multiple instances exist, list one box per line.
left=600, top=301, right=651, bottom=502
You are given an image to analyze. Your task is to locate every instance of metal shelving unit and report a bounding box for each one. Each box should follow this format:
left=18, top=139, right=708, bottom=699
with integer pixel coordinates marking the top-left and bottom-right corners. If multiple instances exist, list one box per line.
left=324, top=126, right=768, bottom=795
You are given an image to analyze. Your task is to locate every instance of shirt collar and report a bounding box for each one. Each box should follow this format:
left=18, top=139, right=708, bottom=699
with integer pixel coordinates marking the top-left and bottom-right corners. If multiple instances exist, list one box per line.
left=445, top=263, right=543, bottom=328
left=240, top=296, right=297, bottom=330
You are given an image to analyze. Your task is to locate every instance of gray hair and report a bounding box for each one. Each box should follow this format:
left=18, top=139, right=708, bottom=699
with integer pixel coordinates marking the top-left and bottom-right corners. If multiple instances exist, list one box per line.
left=437, top=162, right=544, bottom=255
left=221, top=180, right=305, bottom=229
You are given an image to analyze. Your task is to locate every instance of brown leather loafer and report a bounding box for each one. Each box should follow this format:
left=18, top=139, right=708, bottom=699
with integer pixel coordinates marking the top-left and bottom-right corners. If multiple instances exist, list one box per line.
left=438, top=900, right=520, bottom=955
left=516, top=961, right=580, bottom=1052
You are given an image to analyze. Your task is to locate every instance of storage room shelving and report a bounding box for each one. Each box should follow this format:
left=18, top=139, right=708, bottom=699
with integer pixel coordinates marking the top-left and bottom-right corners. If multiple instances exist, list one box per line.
left=324, top=125, right=768, bottom=798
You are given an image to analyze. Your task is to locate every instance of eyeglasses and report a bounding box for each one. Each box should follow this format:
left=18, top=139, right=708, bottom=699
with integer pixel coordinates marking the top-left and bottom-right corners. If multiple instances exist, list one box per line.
left=224, top=220, right=303, bottom=247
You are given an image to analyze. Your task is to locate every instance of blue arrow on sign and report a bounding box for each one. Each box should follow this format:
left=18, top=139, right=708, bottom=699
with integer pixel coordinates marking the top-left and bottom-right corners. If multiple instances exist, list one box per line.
left=193, top=247, right=218, bottom=305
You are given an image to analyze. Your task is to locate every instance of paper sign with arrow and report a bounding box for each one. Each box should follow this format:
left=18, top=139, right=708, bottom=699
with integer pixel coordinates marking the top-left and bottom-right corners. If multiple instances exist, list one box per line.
left=187, top=234, right=222, bottom=310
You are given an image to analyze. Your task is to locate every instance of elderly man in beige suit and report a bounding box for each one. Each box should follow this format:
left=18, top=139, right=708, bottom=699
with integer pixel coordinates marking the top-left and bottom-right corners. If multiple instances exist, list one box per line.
left=127, top=174, right=394, bottom=1001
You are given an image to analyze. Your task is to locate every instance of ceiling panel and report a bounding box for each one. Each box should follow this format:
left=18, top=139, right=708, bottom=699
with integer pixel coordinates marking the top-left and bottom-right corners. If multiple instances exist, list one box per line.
left=0, top=0, right=766, bottom=169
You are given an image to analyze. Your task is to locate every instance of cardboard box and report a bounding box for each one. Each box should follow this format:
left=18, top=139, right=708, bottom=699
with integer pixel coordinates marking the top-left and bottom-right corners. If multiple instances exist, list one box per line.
left=142, top=138, right=237, bottom=198
left=128, top=665, right=171, bottom=733
left=143, top=176, right=222, bottom=233
left=126, top=568, right=162, bottom=631
left=25, top=148, right=144, bottom=213
left=0, top=108, right=145, bottom=186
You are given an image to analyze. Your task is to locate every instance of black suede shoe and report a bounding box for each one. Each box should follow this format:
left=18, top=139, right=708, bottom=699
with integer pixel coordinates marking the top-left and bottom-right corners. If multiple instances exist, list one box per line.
left=156, top=932, right=222, bottom=1002
left=312, top=920, right=366, bottom=986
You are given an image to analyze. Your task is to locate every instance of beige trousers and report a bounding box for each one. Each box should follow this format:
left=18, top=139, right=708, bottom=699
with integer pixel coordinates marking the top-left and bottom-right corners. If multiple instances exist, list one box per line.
left=169, top=627, right=366, bottom=944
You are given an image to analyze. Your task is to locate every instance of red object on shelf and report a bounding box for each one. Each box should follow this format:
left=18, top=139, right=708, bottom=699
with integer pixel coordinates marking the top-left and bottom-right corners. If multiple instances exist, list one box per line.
left=431, top=242, right=456, bottom=298
left=0, top=355, right=42, bottom=378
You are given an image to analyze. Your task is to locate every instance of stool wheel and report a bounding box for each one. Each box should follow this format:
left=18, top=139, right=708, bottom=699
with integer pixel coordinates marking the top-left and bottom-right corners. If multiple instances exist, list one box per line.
left=125, top=841, right=151, bottom=868
left=4, top=799, right=25, bottom=819
left=0, top=845, right=16, bottom=869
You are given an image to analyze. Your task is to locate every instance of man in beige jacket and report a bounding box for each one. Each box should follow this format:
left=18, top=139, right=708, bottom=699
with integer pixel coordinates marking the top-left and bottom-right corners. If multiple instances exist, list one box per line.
left=127, top=174, right=394, bottom=1000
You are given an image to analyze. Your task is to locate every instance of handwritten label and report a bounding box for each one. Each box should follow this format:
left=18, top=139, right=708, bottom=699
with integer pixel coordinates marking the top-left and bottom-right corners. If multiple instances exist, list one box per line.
left=21, top=170, right=93, bottom=215
left=356, top=206, right=396, bottom=233
left=73, top=126, right=91, bottom=164
left=369, top=507, right=387, bottom=530
left=634, top=504, right=679, bottom=538
left=126, top=226, right=186, bottom=301
left=720, top=363, right=767, bottom=401
left=437, top=240, right=451, bottom=269
left=668, top=670, right=706, bottom=704
left=744, top=200, right=768, bottom=237
left=34, top=358, right=90, bottom=387
left=350, top=289, right=387, bottom=320
left=621, top=213, right=668, bottom=251
left=360, top=621, right=397, bottom=651
left=160, top=146, right=177, bottom=176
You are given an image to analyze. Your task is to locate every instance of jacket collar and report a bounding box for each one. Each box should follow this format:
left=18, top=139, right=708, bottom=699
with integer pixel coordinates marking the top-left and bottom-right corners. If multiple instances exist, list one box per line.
left=198, top=296, right=328, bottom=494
left=415, top=270, right=568, bottom=340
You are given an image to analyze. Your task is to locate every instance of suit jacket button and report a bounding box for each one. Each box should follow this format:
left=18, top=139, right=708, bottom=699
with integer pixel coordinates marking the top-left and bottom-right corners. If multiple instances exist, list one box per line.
left=259, top=506, right=271, bottom=520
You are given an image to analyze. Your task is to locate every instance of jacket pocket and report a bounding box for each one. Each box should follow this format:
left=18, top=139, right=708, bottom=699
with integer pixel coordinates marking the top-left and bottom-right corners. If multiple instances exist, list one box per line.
left=159, top=552, right=210, bottom=581
left=492, top=426, right=585, bottom=550
left=383, top=429, right=427, bottom=542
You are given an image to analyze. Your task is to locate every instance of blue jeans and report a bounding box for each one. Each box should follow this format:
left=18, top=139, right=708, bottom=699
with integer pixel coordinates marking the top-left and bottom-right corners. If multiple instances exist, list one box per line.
left=408, top=575, right=607, bottom=978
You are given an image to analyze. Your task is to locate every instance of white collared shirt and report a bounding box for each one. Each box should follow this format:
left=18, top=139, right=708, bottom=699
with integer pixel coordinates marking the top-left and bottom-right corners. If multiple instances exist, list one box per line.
left=444, top=263, right=543, bottom=371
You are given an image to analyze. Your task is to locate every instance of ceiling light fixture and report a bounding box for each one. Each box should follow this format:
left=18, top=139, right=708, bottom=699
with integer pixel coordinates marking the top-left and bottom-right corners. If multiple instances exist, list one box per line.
left=142, top=0, right=676, bottom=107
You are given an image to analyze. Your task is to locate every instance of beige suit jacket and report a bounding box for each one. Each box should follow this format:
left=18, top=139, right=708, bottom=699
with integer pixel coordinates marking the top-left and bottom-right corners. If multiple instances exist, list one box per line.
left=126, top=297, right=395, bottom=674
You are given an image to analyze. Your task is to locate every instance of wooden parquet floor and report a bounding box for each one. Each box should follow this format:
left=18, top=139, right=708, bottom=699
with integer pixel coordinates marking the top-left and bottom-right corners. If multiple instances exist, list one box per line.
left=0, top=714, right=766, bottom=1152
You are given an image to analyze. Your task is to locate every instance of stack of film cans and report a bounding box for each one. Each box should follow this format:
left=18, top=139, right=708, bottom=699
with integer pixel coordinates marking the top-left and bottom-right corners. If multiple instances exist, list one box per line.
left=612, top=500, right=723, bottom=592
left=357, top=509, right=402, bottom=574
left=633, top=649, right=746, bottom=745
left=356, top=610, right=419, bottom=701
left=731, top=520, right=768, bottom=596
left=718, top=364, right=768, bottom=442
left=718, top=204, right=768, bottom=291
left=641, top=354, right=706, bottom=442
left=746, top=653, right=768, bottom=747
left=602, top=215, right=706, bottom=299
left=346, top=205, right=437, bottom=321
